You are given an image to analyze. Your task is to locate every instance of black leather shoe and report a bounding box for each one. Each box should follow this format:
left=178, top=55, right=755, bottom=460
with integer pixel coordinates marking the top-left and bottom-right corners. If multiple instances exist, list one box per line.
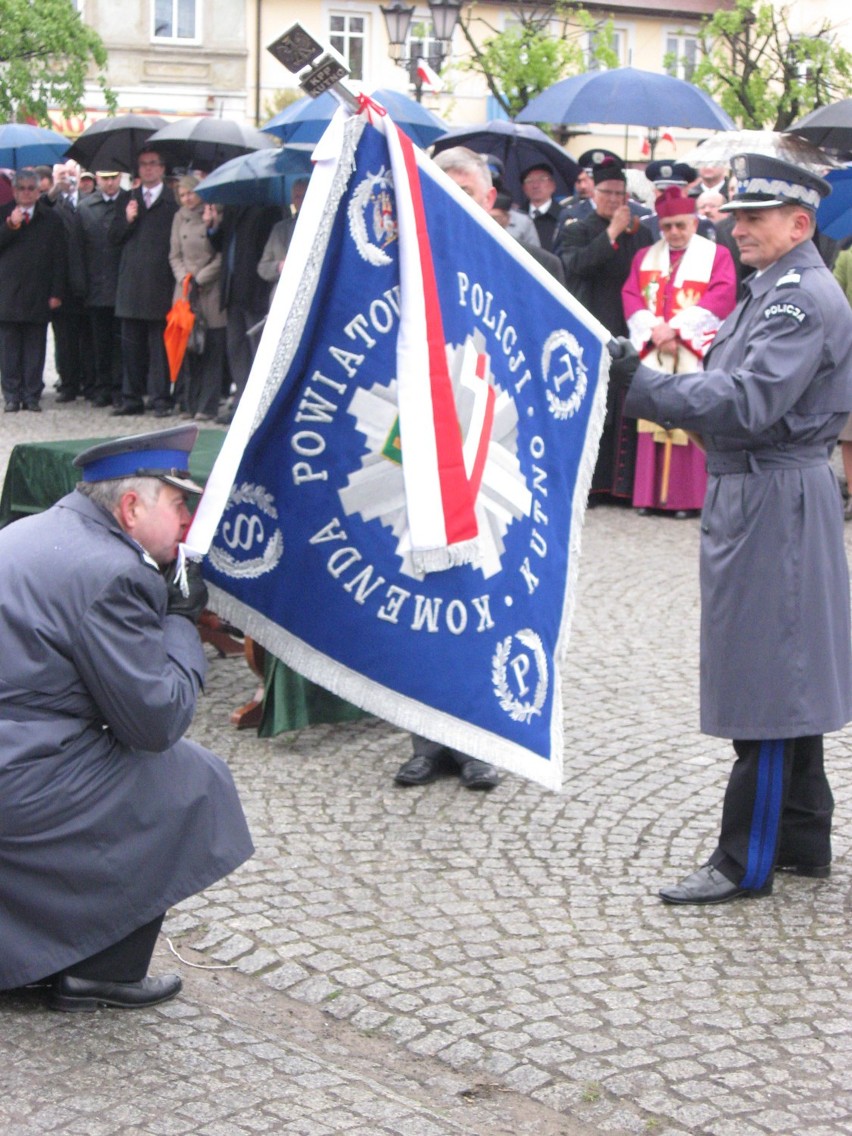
left=394, top=752, right=447, bottom=785
left=49, top=973, right=182, bottom=1012
left=112, top=404, right=144, bottom=416
left=659, top=864, right=772, bottom=905
left=91, top=395, right=113, bottom=408
left=55, top=391, right=77, bottom=403
left=4, top=401, right=20, bottom=413
left=775, top=862, right=831, bottom=879
left=458, top=757, right=501, bottom=790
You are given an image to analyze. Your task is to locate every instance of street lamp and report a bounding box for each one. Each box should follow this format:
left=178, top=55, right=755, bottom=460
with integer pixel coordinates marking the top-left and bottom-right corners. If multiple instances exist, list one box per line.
left=380, top=0, right=462, bottom=102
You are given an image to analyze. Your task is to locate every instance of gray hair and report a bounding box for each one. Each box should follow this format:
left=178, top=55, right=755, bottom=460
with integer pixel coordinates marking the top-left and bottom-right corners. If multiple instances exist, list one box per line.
left=433, top=147, right=493, bottom=190
left=77, top=477, right=163, bottom=511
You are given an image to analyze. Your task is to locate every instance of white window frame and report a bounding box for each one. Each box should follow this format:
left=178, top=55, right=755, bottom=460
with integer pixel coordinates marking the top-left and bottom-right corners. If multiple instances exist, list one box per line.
left=664, top=28, right=700, bottom=81
left=586, top=26, right=630, bottom=70
left=329, top=11, right=368, bottom=82
left=152, top=0, right=201, bottom=45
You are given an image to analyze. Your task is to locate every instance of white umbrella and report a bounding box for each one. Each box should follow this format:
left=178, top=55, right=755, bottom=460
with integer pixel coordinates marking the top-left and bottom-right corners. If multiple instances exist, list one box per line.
left=679, top=129, right=841, bottom=172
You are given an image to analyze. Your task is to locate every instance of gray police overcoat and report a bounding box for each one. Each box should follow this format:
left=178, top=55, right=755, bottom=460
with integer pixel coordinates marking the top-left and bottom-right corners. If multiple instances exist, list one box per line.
left=0, top=492, right=254, bottom=990
left=625, top=240, right=852, bottom=740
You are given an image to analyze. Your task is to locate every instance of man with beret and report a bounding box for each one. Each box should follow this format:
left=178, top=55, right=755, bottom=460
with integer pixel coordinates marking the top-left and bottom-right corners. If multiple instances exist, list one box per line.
left=618, top=154, right=852, bottom=904
left=622, top=187, right=736, bottom=514
left=520, top=162, right=563, bottom=249
left=559, top=157, right=653, bottom=501
left=641, top=160, right=715, bottom=242
left=0, top=425, right=254, bottom=1007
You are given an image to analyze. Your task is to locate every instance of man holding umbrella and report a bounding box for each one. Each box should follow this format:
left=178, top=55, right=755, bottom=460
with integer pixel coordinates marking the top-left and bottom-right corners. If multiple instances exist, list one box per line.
left=615, top=154, right=852, bottom=904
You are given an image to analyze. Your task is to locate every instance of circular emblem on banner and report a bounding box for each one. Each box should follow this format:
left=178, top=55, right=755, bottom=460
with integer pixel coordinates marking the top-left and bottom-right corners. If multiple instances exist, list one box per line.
left=208, top=482, right=283, bottom=579
left=491, top=629, right=548, bottom=723
left=348, top=165, right=397, bottom=267
left=542, top=330, right=588, bottom=420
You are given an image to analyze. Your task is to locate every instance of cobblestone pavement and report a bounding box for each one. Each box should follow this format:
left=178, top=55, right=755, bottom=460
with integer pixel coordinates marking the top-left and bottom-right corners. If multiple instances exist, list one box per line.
left=2, top=367, right=852, bottom=1136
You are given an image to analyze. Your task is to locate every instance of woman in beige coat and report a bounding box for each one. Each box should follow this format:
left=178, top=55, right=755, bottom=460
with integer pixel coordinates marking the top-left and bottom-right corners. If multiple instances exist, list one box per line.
left=169, top=176, right=227, bottom=419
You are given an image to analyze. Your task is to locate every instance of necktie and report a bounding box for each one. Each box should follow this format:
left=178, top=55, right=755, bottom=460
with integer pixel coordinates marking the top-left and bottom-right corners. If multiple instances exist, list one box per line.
left=144, top=189, right=152, bottom=209
left=22, top=212, right=30, bottom=225
left=530, top=208, right=538, bottom=219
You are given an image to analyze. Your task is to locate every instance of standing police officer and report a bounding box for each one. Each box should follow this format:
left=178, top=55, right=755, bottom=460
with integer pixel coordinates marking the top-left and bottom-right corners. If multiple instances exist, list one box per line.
left=619, top=154, right=852, bottom=904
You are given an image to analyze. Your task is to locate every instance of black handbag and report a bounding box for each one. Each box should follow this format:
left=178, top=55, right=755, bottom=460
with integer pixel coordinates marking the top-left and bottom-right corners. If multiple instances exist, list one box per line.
left=186, top=277, right=207, bottom=355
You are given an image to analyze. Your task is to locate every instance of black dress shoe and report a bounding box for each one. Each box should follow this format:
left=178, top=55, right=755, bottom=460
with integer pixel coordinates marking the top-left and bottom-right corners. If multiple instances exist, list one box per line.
left=112, top=404, right=144, bottom=416
left=458, top=757, right=501, bottom=790
left=55, top=391, right=77, bottom=403
left=49, top=973, right=182, bottom=1012
left=394, top=751, right=447, bottom=785
left=91, top=395, right=113, bottom=408
left=659, top=864, right=772, bottom=905
left=153, top=406, right=174, bottom=418
left=775, top=862, right=831, bottom=879
left=24, top=402, right=41, bottom=412
left=4, top=401, right=20, bottom=413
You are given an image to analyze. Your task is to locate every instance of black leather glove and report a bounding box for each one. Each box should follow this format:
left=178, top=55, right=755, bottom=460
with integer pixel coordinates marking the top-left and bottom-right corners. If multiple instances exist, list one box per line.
left=608, top=337, right=640, bottom=389
left=165, top=559, right=208, bottom=624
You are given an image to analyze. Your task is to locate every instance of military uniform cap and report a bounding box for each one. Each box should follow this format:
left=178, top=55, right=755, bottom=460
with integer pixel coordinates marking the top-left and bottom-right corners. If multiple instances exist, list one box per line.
left=645, top=160, right=697, bottom=187
left=592, top=156, right=626, bottom=185
left=720, top=153, right=831, bottom=212
left=73, top=425, right=205, bottom=494
left=577, top=148, right=620, bottom=173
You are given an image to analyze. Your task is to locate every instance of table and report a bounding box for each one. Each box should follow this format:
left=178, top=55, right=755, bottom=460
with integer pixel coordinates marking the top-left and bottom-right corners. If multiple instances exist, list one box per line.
left=0, top=431, right=365, bottom=733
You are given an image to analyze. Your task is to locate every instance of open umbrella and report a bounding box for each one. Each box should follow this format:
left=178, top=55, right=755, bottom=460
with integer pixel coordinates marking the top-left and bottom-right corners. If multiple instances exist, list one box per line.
left=517, top=67, right=735, bottom=138
left=146, top=117, right=277, bottom=169
left=263, top=88, right=448, bottom=150
left=64, top=113, right=167, bottom=173
left=788, top=99, right=852, bottom=155
left=431, top=120, right=579, bottom=204
left=679, top=129, right=841, bottom=172
left=816, top=168, right=852, bottom=240
left=0, top=123, right=70, bottom=168
left=195, top=144, right=314, bottom=206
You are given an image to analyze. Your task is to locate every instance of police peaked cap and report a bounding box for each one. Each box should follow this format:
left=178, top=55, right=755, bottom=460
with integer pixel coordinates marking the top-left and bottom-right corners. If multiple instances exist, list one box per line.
left=721, top=153, right=831, bottom=212
left=73, top=425, right=205, bottom=494
left=645, top=160, right=697, bottom=187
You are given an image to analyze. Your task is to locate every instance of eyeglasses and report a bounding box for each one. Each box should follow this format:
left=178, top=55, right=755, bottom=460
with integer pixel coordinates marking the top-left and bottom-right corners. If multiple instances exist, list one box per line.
left=523, top=175, right=553, bottom=186
left=596, top=188, right=626, bottom=198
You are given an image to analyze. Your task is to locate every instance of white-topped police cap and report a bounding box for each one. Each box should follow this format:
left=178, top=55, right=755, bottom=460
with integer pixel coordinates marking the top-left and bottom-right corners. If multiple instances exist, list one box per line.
left=73, top=425, right=205, bottom=494
left=720, top=153, right=831, bottom=212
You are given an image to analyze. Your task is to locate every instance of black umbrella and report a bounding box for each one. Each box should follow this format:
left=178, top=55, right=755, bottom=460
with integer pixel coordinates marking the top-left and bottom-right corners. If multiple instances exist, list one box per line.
left=64, top=113, right=168, bottom=173
left=431, top=121, right=579, bottom=205
left=788, top=99, right=852, bottom=155
left=146, top=117, right=277, bottom=169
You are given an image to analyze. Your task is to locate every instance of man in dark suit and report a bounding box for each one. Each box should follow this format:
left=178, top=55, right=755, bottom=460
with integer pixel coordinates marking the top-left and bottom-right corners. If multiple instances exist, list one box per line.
left=110, top=148, right=178, bottom=417
left=78, top=171, right=130, bottom=407
left=0, top=168, right=66, bottom=412
left=204, top=203, right=279, bottom=424
left=520, top=162, right=564, bottom=251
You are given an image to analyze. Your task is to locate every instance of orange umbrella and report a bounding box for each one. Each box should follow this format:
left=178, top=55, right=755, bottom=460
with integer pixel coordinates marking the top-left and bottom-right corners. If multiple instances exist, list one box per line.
left=164, top=275, right=195, bottom=385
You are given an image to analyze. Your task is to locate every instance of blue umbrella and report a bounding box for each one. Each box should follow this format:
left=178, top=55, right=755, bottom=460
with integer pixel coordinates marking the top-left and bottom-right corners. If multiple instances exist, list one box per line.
left=517, top=67, right=735, bottom=132
left=0, top=123, right=70, bottom=168
left=816, top=167, right=852, bottom=240
left=195, top=145, right=314, bottom=206
left=263, top=88, right=448, bottom=149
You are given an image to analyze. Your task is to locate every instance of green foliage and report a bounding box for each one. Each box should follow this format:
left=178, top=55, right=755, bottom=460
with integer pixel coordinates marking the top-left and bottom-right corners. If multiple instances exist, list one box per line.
left=0, top=0, right=116, bottom=124
left=691, top=0, right=852, bottom=130
left=458, top=3, right=616, bottom=119
left=262, top=86, right=304, bottom=125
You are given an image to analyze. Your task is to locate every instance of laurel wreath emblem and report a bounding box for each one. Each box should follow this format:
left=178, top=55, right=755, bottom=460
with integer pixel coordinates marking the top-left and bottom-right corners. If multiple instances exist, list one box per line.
left=542, top=330, right=588, bottom=420
left=348, top=166, right=395, bottom=267
left=208, top=482, right=284, bottom=580
left=491, top=629, right=549, bottom=723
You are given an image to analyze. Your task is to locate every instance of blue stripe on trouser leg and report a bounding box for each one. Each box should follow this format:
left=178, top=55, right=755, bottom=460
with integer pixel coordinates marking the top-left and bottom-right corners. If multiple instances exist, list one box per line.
left=740, top=739, right=785, bottom=890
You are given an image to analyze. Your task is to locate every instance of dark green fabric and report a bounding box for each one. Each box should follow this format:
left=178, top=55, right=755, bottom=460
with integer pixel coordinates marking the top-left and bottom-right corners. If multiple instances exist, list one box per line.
left=258, top=655, right=369, bottom=738
left=0, top=430, right=225, bottom=528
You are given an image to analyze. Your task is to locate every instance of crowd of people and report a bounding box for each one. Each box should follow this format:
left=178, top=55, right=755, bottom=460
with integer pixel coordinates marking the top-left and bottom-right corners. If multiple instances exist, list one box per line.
left=0, top=153, right=308, bottom=426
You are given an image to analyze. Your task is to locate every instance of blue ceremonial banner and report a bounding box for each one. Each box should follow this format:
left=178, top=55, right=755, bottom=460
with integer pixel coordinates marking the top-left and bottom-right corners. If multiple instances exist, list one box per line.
left=187, top=105, right=610, bottom=790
